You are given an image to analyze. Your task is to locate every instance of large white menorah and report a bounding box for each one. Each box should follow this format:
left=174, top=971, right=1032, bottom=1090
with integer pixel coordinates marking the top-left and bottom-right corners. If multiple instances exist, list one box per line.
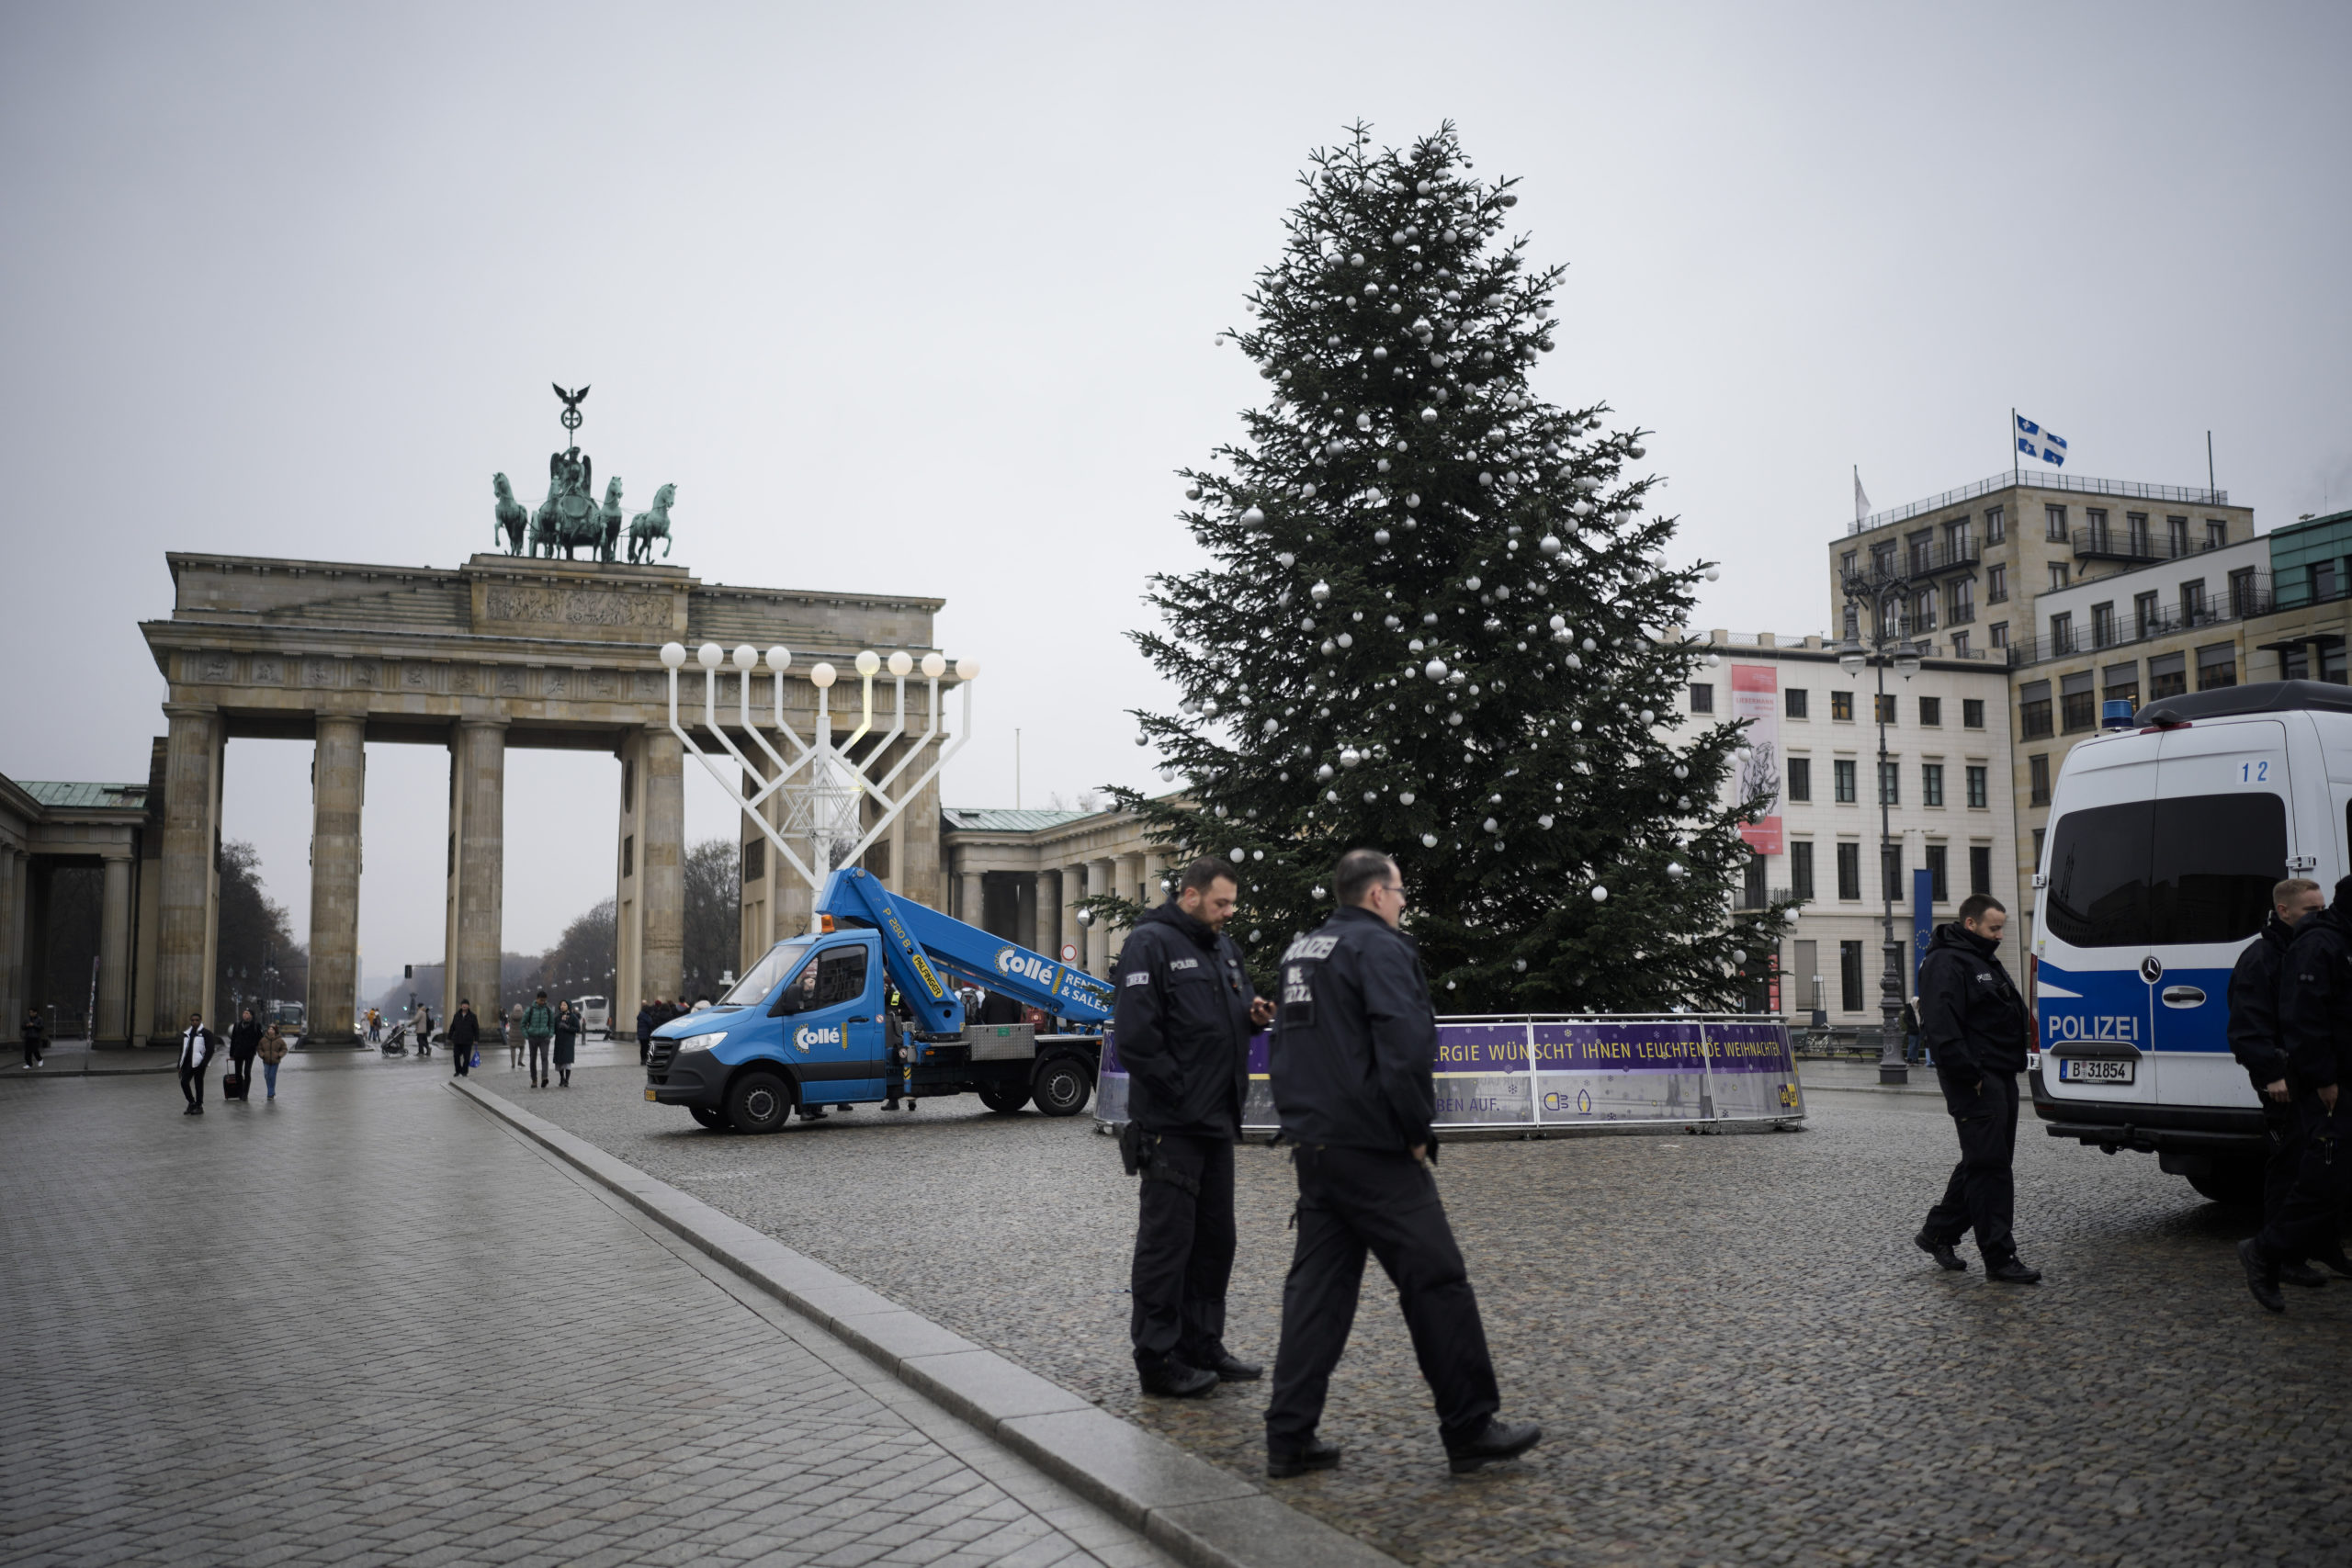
left=659, top=639, right=978, bottom=933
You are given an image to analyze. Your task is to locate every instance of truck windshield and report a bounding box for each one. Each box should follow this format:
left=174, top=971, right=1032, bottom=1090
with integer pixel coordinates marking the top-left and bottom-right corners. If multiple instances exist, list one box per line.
left=2045, top=794, right=2286, bottom=948
left=722, top=940, right=810, bottom=1006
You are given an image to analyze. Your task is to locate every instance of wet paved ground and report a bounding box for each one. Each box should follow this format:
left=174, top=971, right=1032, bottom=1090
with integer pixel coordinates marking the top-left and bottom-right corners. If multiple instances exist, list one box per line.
left=0, top=1048, right=1174, bottom=1568
left=527, top=1048, right=2352, bottom=1567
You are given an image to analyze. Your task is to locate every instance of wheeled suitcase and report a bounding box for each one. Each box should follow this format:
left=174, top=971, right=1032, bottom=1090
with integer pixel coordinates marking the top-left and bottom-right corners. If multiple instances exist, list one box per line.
left=221, top=1066, right=249, bottom=1100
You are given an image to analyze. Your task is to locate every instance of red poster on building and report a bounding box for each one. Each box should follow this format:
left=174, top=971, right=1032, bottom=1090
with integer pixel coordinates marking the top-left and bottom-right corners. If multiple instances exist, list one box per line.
left=1731, top=664, right=1782, bottom=855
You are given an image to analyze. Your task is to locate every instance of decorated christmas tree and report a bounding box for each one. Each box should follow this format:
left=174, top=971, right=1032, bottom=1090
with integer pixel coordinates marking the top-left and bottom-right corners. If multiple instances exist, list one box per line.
left=1104, top=123, right=1790, bottom=1012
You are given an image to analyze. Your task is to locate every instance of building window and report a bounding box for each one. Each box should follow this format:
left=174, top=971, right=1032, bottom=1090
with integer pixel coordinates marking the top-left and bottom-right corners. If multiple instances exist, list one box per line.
left=1872, top=541, right=1896, bottom=576
left=1841, top=549, right=1858, bottom=579
left=1837, top=842, right=1861, bottom=901
left=742, top=837, right=765, bottom=883
left=2033, top=826, right=2046, bottom=868
left=1690, top=682, right=1714, bottom=713
left=1927, top=843, right=1949, bottom=903
left=2050, top=561, right=2071, bottom=592
left=2167, top=516, right=2189, bottom=555
left=1786, top=757, right=1812, bottom=802
left=2149, top=651, right=2188, bottom=700
left=1785, top=687, right=1809, bottom=718
left=1951, top=631, right=1972, bottom=657
left=1831, top=691, right=1854, bottom=721
left=1962, top=698, right=1985, bottom=728
left=1875, top=693, right=1897, bottom=724
left=1946, top=518, right=1973, bottom=557
left=1879, top=759, right=1900, bottom=806
left=2324, top=644, right=2347, bottom=684
left=1840, top=940, right=1865, bottom=1011
left=2229, top=567, right=2262, bottom=617
left=1909, top=588, right=1937, bottom=633
left=2181, top=579, right=2209, bottom=622
left=2126, top=513, right=2150, bottom=556
left=1923, top=763, right=1945, bottom=807
left=2197, top=643, right=2237, bottom=691
left=2050, top=612, right=2075, bottom=654
left=2134, top=591, right=2158, bottom=639
left=2103, top=664, right=2139, bottom=713
left=1907, top=530, right=1934, bottom=574
left=1965, top=764, right=1988, bottom=807
left=2314, top=559, right=2342, bottom=602
left=1791, top=840, right=1815, bottom=901
left=1986, top=506, right=2006, bottom=544
left=1969, top=844, right=1992, bottom=897
left=2280, top=645, right=2311, bottom=681
left=2030, top=753, right=2051, bottom=806
left=1882, top=841, right=1904, bottom=901
left=623, top=834, right=635, bottom=877
left=2091, top=602, right=2117, bottom=648
left=1834, top=759, right=1858, bottom=803
left=1986, top=563, right=2008, bottom=604
left=1919, top=696, right=1942, bottom=727
left=1990, top=622, right=2009, bottom=650
left=2019, top=681, right=2053, bottom=739
left=2046, top=504, right=2068, bottom=541
left=2207, top=519, right=2228, bottom=548
left=2085, top=508, right=2110, bottom=552
left=1949, top=578, right=1974, bottom=623
left=2061, top=674, right=2097, bottom=732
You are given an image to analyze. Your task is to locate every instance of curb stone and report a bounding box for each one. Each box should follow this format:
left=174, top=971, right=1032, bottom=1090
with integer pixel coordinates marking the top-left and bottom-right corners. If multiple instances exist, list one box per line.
left=450, top=1077, right=1399, bottom=1568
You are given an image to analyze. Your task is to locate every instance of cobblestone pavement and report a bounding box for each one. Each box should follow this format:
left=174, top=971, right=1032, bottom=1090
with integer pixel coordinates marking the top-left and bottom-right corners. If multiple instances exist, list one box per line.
left=0, top=1050, right=1176, bottom=1568
left=526, top=1051, right=2352, bottom=1567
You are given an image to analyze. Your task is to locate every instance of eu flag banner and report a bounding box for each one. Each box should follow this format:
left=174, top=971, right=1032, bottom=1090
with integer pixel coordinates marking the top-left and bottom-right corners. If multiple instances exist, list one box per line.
left=2015, top=413, right=2068, bottom=468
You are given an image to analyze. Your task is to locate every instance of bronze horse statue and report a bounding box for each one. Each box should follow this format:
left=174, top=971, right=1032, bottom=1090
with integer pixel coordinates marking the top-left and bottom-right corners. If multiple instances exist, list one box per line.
left=628, top=483, right=677, bottom=563
left=533, top=446, right=614, bottom=559
left=492, top=473, right=531, bottom=555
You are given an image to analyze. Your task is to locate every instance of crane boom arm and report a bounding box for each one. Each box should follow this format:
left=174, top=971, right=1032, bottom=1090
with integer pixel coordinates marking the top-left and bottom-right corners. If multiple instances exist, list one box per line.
left=815, top=868, right=1114, bottom=1035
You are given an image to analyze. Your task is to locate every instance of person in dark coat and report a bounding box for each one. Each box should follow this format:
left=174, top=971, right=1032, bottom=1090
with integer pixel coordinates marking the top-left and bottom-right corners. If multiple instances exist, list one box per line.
left=2227, top=877, right=2329, bottom=1288
left=20, top=1008, right=44, bottom=1069
left=636, top=998, right=658, bottom=1064
left=552, top=1001, right=579, bottom=1088
left=227, top=1009, right=264, bottom=1094
left=1913, top=893, right=2040, bottom=1283
left=1263, top=849, right=1539, bottom=1479
left=175, top=1012, right=215, bottom=1114
left=1114, top=856, right=1272, bottom=1399
left=447, top=1000, right=480, bottom=1077
left=2240, top=875, right=2352, bottom=1311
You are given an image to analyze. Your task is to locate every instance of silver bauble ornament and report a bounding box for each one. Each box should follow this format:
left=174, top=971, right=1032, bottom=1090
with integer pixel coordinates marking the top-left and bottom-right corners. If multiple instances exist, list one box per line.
left=1309, top=581, right=1330, bottom=602
left=1240, top=506, right=1266, bottom=528
left=1590, top=886, right=1608, bottom=902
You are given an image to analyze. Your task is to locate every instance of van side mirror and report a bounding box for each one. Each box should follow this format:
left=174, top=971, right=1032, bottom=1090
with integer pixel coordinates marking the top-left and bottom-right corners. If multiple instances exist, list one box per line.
left=768, top=987, right=804, bottom=1018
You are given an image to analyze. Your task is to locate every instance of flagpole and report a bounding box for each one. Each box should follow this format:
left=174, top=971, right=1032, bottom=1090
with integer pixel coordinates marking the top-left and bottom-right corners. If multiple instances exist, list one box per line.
left=2011, top=407, right=2018, bottom=489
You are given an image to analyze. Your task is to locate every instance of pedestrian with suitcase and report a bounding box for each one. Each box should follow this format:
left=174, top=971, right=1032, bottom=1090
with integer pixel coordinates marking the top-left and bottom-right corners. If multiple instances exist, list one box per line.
left=226, top=1009, right=263, bottom=1100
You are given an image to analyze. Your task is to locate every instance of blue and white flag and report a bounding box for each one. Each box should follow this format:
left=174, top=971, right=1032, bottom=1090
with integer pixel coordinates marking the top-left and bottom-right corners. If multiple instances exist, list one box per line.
left=2015, top=414, right=2068, bottom=468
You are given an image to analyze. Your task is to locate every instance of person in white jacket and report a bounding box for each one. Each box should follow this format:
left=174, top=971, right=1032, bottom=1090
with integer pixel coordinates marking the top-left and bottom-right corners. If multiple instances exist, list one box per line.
left=176, top=1013, right=215, bottom=1115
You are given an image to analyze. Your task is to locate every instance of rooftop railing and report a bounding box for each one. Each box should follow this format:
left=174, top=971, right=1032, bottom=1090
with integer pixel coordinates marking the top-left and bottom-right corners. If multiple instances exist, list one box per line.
left=2005, top=578, right=2274, bottom=667
left=1846, top=471, right=2230, bottom=536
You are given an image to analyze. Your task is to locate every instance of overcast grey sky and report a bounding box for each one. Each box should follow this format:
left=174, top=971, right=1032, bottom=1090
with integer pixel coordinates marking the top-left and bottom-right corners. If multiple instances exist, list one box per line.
left=4, top=2, right=2346, bottom=986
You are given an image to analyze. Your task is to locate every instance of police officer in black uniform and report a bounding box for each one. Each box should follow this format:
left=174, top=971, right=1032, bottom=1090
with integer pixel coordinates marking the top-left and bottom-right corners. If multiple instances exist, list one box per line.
left=2227, top=876, right=2330, bottom=1289
left=1114, top=856, right=1273, bottom=1397
left=1912, top=893, right=2041, bottom=1283
left=2240, top=874, right=2352, bottom=1312
left=1262, top=849, right=1540, bottom=1478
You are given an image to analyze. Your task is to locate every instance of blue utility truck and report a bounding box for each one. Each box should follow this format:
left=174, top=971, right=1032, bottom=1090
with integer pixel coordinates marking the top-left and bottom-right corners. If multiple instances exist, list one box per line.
left=644, top=868, right=1116, bottom=1133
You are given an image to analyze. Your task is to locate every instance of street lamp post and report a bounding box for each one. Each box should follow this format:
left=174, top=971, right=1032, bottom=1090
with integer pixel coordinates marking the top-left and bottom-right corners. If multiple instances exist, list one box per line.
left=1839, top=564, right=1928, bottom=1086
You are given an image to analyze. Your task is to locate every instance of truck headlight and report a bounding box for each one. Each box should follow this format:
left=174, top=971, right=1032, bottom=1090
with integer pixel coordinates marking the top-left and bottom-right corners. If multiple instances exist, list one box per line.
left=675, top=1032, right=727, bottom=1053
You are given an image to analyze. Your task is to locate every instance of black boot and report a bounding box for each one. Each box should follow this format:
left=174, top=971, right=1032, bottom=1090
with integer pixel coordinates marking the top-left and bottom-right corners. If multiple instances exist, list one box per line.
left=2238, top=1237, right=2286, bottom=1313
left=2308, top=1243, right=2352, bottom=1280
left=1203, top=1351, right=1263, bottom=1382
left=1446, top=1418, right=1543, bottom=1474
left=1267, top=1436, right=1342, bottom=1479
left=2280, top=1259, right=2327, bottom=1289
left=1984, top=1258, right=2043, bottom=1284
left=1137, top=1359, right=1217, bottom=1398
left=1914, top=1231, right=1967, bottom=1272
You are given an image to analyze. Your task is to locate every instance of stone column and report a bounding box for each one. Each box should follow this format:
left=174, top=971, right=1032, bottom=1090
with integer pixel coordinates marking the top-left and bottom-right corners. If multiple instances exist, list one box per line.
left=961, top=870, right=985, bottom=929
left=96, top=850, right=133, bottom=1046
left=1034, top=871, right=1057, bottom=959
left=1088, top=856, right=1116, bottom=976
left=1117, top=852, right=1146, bottom=910
left=305, top=714, right=366, bottom=1045
left=452, top=719, right=506, bottom=1020
left=156, top=704, right=222, bottom=1031
left=639, top=727, right=684, bottom=1006
left=0, top=846, right=19, bottom=1043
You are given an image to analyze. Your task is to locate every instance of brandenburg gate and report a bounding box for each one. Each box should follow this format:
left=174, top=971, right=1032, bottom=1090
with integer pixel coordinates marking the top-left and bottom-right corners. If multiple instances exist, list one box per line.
left=139, top=552, right=948, bottom=1043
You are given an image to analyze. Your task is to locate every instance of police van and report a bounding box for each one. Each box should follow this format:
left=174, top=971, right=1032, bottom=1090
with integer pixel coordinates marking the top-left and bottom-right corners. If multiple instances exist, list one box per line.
left=2031, top=682, right=2352, bottom=1204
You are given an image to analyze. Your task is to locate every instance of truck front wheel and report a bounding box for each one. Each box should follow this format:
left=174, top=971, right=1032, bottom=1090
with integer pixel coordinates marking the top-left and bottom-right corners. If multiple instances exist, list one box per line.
left=1032, top=1056, right=1093, bottom=1118
left=977, top=1083, right=1031, bottom=1113
left=727, top=1071, right=794, bottom=1134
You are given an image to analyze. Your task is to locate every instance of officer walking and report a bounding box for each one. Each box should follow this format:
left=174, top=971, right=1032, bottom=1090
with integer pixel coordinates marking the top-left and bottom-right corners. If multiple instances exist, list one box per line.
left=2239, top=874, right=2352, bottom=1312
left=1912, top=893, right=2041, bottom=1283
left=2227, top=877, right=2333, bottom=1290
left=1262, top=849, right=1540, bottom=1478
left=1114, top=856, right=1273, bottom=1398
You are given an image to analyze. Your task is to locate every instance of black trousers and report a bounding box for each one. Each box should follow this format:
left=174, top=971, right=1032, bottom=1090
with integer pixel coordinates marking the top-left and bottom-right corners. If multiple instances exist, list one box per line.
left=21, top=1037, right=40, bottom=1067
left=1265, top=1145, right=1500, bottom=1451
left=639, top=1032, right=651, bottom=1065
left=527, top=1039, right=551, bottom=1080
left=1921, top=1067, right=2020, bottom=1262
left=2256, top=1094, right=2351, bottom=1264
left=179, top=1063, right=204, bottom=1107
left=2262, top=1096, right=2307, bottom=1248
left=451, top=1046, right=470, bottom=1077
left=1129, top=1134, right=1237, bottom=1371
